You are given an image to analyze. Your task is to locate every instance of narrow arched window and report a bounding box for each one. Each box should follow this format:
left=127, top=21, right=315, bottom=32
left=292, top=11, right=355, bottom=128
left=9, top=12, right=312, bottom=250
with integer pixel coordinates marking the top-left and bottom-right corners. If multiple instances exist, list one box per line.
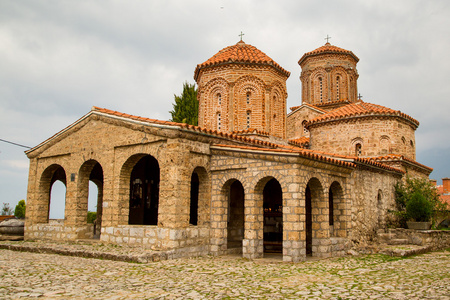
left=355, top=143, right=362, bottom=156
left=246, top=111, right=251, bottom=129
left=336, top=76, right=340, bottom=101
left=246, top=92, right=250, bottom=105
left=217, top=113, right=221, bottom=130
left=217, top=93, right=221, bottom=106
left=302, top=120, right=309, bottom=135
left=319, top=77, right=323, bottom=102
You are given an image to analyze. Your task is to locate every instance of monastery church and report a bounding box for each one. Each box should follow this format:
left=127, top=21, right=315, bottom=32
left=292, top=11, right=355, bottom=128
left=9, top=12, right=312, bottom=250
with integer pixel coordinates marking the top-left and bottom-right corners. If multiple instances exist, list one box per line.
left=24, top=39, right=432, bottom=262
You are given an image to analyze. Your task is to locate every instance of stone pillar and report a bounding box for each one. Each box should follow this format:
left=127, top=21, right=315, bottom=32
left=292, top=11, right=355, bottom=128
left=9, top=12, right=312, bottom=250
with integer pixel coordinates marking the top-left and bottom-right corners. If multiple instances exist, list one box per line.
left=283, top=182, right=305, bottom=262
left=209, top=185, right=227, bottom=255
left=243, top=192, right=263, bottom=259
left=159, top=139, right=191, bottom=228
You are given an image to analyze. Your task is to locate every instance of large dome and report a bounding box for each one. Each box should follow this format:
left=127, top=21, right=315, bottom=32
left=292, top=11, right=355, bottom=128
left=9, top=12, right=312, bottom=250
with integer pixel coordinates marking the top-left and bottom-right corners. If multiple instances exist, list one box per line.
left=194, top=40, right=290, bottom=80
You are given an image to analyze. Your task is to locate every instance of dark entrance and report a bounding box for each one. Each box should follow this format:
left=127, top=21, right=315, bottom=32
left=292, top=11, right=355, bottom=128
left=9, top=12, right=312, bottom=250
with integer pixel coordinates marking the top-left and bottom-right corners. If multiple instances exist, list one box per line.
left=189, top=172, right=199, bottom=226
left=305, top=185, right=312, bottom=255
left=263, top=178, right=282, bottom=253
left=128, top=155, right=160, bottom=225
left=227, top=180, right=244, bottom=249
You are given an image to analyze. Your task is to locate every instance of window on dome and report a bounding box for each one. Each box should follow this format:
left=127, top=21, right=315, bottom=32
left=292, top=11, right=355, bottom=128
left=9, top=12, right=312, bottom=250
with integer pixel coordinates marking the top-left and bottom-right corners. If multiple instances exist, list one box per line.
left=246, top=111, right=251, bottom=129
left=336, top=76, right=340, bottom=101
left=319, top=77, right=323, bottom=103
left=355, top=143, right=362, bottom=156
left=217, top=113, right=221, bottom=130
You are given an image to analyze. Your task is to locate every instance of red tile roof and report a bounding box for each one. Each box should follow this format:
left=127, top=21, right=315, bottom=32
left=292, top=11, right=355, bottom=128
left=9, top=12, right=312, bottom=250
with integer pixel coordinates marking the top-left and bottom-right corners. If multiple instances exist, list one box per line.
left=370, top=154, right=433, bottom=172
left=298, top=42, right=359, bottom=65
left=436, top=185, right=450, bottom=208
left=307, top=101, right=419, bottom=128
left=194, top=40, right=290, bottom=80
left=289, top=103, right=327, bottom=113
left=288, top=137, right=310, bottom=148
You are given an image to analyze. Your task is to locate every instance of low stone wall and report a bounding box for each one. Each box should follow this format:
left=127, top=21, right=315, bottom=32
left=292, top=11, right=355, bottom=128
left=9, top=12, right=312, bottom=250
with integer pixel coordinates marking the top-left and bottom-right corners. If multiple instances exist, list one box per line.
left=25, top=220, right=94, bottom=241
left=385, top=228, right=450, bottom=250
left=100, top=225, right=211, bottom=258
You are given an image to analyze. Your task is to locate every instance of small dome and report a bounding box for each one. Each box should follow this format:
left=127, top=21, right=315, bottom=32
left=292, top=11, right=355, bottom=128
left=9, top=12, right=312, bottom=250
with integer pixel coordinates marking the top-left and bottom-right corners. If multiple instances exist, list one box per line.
left=298, top=42, right=359, bottom=65
left=194, top=40, right=290, bottom=81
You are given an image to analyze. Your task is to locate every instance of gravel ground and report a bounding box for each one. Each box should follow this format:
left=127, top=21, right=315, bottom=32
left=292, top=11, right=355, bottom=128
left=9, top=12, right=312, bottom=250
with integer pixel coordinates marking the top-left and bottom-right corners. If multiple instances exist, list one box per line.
left=0, top=242, right=449, bottom=299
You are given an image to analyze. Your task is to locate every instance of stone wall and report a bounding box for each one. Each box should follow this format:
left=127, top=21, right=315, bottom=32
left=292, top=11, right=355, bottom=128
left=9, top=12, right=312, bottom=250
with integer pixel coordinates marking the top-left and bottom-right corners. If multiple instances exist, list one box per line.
left=383, top=228, right=450, bottom=251
left=286, top=105, right=323, bottom=140
left=309, top=117, right=416, bottom=159
left=209, top=145, right=355, bottom=262
left=349, top=166, right=401, bottom=244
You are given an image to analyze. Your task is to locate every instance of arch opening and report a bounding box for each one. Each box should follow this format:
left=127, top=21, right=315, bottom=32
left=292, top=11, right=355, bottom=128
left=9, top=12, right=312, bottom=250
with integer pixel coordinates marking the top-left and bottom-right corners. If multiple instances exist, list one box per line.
left=189, top=172, right=199, bottom=226
left=128, top=155, right=160, bottom=225
left=263, top=178, right=283, bottom=254
left=227, top=180, right=245, bottom=249
left=47, top=165, right=67, bottom=221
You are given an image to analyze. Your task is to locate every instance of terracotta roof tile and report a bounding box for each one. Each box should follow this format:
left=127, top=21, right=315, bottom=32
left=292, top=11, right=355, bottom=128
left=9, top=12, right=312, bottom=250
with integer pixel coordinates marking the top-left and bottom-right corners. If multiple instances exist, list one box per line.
left=298, top=42, right=359, bottom=65
left=307, top=101, right=419, bottom=128
left=194, top=40, right=290, bottom=80
left=212, top=144, right=356, bottom=168
left=288, top=137, right=310, bottom=148
left=289, top=103, right=327, bottom=113
left=371, top=154, right=433, bottom=172
left=91, top=106, right=284, bottom=149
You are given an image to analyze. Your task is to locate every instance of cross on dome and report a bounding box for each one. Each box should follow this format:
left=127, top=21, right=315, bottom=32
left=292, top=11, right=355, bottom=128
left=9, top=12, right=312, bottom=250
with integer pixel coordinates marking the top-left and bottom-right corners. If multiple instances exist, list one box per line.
left=325, top=34, right=331, bottom=44
left=239, top=31, right=245, bottom=41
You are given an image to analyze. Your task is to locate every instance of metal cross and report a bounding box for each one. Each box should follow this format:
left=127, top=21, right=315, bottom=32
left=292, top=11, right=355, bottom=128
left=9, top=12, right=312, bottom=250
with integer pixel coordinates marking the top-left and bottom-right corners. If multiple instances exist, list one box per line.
left=325, top=35, right=331, bottom=43
left=239, top=31, right=245, bottom=41
left=358, top=93, right=363, bottom=100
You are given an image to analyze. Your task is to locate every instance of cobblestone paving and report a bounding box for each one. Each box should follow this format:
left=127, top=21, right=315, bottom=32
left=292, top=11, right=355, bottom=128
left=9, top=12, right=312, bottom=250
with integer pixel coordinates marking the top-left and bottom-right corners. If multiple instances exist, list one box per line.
left=0, top=247, right=449, bottom=299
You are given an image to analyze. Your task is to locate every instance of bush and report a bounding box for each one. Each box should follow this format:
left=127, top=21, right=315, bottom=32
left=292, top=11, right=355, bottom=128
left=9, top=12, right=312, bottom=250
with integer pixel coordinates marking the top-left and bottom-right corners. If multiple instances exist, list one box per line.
left=394, top=177, right=446, bottom=226
left=14, top=200, right=26, bottom=219
left=87, top=211, right=97, bottom=223
left=405, top=191, right=433, bottom=222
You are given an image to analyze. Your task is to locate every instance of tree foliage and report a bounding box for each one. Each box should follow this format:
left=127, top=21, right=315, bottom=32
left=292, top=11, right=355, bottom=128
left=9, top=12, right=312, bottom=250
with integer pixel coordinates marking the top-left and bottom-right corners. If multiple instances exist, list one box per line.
left=14, top=200, right=26, bottom=219
left=394, top=177, right=446, bottom=224
left=169, top=82, right=198, bottom=125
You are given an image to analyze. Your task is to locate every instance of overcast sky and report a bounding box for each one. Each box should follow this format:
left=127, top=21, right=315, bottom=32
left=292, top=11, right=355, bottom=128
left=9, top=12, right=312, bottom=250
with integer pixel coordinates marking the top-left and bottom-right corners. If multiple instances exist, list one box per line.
left=1, top=0, right=449, bottom=217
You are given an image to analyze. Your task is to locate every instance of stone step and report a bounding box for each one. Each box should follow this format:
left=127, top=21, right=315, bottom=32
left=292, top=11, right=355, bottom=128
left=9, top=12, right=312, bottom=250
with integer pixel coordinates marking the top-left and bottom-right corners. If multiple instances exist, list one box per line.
left=388, top=239, right=409, bottom=245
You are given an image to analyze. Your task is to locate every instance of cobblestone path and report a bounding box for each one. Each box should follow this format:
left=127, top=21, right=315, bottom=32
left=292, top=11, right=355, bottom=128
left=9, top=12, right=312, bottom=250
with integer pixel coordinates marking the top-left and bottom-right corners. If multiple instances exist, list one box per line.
left=0, top=248, right=449, bottom=299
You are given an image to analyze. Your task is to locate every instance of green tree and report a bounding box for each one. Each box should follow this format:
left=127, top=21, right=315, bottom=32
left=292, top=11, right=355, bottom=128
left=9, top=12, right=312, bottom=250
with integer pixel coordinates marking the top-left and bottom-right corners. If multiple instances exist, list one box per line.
left=169, top=82, right=198, bottom=125
left=14, top=200, right=26, bottom=219
left=394, top=177, right=446, bottom=225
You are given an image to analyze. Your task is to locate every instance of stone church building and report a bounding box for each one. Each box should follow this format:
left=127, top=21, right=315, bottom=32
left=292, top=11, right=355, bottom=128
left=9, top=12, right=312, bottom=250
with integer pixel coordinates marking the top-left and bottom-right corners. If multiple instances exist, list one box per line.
left=24, top=40, right=432, bottom=262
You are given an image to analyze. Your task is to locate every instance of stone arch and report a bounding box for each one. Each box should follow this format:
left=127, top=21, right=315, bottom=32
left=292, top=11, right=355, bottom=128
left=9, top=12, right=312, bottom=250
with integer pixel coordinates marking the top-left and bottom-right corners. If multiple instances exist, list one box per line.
left=199, top=77, right=229, bottom=129
left=310, top=68, right=327, bottom=104
left=189, top=166, right=210, bottom=226
left=212, top=177, right=246, bottom=252
left=380, top=135, right=391, bottom=155
left=305, top=177, right=328, bottom=257
left=269, top=81, right=287, bottom=138
left=77, top=159, right=104, bottom=238
left=351, top=137, right=364, bottom=156
left=330, top=66, right=349, bottom=101
left=234, top=75, right=265, bottom=131
left=329, top=181, right=346, bottom=237
left=119, top=154, right=160, bottom=226
left=37, top=164, right=67, bottom=223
